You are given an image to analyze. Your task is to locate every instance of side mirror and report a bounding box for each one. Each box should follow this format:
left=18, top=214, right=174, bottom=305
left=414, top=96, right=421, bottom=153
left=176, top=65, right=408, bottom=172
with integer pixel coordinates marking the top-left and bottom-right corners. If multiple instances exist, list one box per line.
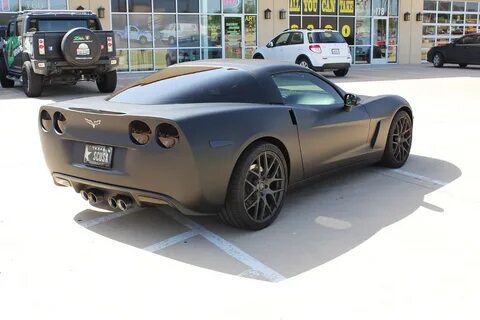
left=344, top=93, right=359, bottom=112
left=266, top=41, right=274, bottom=48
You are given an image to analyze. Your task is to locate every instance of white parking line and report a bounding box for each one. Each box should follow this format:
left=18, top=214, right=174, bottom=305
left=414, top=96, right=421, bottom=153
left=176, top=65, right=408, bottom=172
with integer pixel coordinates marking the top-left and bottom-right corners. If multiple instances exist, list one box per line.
left=143, top=230, right=199, bottom=252
left=164, top=209, right=286, bottom=283
left=79, top=209, right=138, bottom=228
left=393, top=169, right=448, bottom=187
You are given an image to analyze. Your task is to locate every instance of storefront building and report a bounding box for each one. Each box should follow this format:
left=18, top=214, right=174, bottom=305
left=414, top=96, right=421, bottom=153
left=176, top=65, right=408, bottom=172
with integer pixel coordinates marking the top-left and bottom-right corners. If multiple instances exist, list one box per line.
left=1, top=0, right=480, bottom=71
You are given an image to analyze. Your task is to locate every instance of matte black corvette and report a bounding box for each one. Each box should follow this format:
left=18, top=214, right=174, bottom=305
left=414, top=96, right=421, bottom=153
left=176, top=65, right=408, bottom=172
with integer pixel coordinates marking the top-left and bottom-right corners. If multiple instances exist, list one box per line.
left=39, top=60, right=413, bottom=230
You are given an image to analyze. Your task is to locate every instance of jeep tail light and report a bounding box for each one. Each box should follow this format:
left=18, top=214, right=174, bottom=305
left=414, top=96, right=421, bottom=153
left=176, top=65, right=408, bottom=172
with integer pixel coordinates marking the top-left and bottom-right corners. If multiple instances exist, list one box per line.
left=129, top=121, right=151, bottom=145
left=38, top=38, right=45, bottom=55
left=309, top=44, right=322, bottom=53
left=157, top=123, right=179, bottom=149
left=107, top=36, right=113, bottom=53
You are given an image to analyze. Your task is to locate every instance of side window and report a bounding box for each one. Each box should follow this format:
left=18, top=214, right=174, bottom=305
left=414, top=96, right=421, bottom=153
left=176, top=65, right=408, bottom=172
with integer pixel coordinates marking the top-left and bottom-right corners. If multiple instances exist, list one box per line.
left=8, top=22, right=15, bottom=37
left=130, top=26, right=136, bottom=32
left=290, top=32, right=304, bottom=45
left=272, top=72, right=344, bottom=106
left=274, top=32, right=291, bottom=47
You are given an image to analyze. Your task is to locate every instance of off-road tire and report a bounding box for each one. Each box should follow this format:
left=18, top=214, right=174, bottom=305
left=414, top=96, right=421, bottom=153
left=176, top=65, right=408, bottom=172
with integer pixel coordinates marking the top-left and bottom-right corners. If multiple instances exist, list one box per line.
left=22, top=61, right=43, bottom=97
left=0, top=58, right=14, bottom=88
left=96, top=70, right=117, bottom=93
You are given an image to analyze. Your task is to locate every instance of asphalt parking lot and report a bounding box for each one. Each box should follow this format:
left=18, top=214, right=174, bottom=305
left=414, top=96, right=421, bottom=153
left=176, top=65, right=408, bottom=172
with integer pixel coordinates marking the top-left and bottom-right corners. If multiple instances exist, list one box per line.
left=1, top=64, right=479, bottom=319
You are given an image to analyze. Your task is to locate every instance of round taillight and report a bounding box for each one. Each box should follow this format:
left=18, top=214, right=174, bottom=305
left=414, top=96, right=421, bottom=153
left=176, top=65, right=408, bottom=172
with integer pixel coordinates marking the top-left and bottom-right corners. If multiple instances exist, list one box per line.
left=157, top=123, right=179, bottom=149
left=129, top=120, right=151, bottom=145
left=53, top=112, right=66, bottom=134
left=40, top=110, right=51, bottom=132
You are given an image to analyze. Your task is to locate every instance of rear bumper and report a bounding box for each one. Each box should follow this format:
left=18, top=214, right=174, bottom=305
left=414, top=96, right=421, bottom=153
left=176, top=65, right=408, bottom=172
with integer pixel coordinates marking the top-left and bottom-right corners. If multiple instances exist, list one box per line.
left=312, top=63, right=351, bottom=71
left=31, top=57, right=118, bottom=76
left=52, top=173, right=204, bottom=215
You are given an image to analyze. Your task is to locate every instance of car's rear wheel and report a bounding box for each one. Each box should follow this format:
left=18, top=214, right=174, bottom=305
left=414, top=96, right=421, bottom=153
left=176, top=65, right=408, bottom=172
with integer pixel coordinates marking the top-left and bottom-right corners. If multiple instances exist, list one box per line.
left=22, top=61, right=43, bottom=97
left=381, top=110, right=413, bottom=168
left=220, top=142, right=288, bottom=230
left=333, top=68, right=349, bottom=77
left=0, top=58, right=14, bottom=88
left=96, top=70, right=117, bottom=93
left=297, top=57, right=312, bottom=70
left=433, top=53, right=444, bottom=68
left=459, top=64, right=467, bottom=68
left=253, top=53, right=264, bottom=59
left=139, top=36, right=147, bottom=45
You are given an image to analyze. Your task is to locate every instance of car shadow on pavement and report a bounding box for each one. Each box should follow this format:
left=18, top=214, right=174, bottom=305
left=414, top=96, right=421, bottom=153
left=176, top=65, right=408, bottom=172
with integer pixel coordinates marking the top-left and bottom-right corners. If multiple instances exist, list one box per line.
left=74, top=155, right=461, bottom=281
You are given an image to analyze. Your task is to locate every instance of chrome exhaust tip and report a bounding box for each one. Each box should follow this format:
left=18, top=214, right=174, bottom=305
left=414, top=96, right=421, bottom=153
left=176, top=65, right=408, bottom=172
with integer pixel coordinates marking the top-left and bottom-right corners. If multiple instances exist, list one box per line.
left=117, top=197, right=133, bottom=212
left=87, top=190, right=104, bottom=204
left=80, top=190, right=89, bottom=201
left=107, top=197, right=118, bottom=209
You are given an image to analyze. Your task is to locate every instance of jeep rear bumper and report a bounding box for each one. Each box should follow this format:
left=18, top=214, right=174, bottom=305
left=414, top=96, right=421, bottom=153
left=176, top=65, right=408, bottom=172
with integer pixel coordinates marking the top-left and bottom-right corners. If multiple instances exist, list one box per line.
left=31, top=57, right=118, bottom=76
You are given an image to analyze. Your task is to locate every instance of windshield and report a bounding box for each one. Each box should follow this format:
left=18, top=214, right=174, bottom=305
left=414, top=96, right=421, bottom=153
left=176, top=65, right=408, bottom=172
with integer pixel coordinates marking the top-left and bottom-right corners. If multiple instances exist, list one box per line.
left=30, top=19, right=98, bottom=32
left=308, top=32, right=346, bottom=44
left=109, top=66, right=265, bottom=105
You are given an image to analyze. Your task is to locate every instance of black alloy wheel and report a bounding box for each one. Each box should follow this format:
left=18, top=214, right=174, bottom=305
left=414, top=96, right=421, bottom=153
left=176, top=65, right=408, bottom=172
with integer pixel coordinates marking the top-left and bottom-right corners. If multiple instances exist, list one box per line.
left=381, top=110, right=413, bottom=168
left=220, top=142, right=288, bottom=230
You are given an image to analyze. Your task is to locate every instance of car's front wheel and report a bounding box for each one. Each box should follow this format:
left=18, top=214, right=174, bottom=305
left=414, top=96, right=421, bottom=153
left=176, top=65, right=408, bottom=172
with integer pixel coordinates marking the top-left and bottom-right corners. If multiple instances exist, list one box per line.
left=333, top=68, right=349, bottom=77
left=96, top=70, right=117, bottom=93
left=433, top=53, right=444, bottom=68
left=220, top=142, right=288, bottom=230
left=381, top=110, right=413, bottom=168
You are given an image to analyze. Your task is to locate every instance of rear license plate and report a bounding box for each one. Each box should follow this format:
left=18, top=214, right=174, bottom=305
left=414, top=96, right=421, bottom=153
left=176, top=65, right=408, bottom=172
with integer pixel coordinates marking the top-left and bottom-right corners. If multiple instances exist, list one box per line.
left=84, top=144, right=113, bottom=168
left=332, top=48, right=340, bottom=54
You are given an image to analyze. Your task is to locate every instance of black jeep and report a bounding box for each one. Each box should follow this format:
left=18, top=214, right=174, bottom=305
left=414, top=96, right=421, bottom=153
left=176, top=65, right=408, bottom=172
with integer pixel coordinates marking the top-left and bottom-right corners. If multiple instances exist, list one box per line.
left=0, top=10, right=118, bottom=97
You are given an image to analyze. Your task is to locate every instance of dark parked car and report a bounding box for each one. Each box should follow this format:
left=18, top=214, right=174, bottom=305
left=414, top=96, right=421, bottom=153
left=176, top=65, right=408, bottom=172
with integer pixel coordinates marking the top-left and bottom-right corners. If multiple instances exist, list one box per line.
left=38, top=60, right=413, bottom=230
left=427, top=33, right=480, bottom=68
left=0, top=10, right=118, bottom=97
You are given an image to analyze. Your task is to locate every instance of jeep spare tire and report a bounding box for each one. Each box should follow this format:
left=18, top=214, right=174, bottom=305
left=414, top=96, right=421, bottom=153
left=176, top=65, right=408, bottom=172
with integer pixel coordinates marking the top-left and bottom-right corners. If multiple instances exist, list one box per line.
left=61, top=27, right=101, bottom=67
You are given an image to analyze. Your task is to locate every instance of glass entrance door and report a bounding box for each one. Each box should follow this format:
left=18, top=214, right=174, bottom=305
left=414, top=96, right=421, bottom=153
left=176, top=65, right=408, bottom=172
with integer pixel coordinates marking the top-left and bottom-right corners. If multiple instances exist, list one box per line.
left=371, top=18, right=388, bottom=64
left=223, top=15, right=243, bottom=59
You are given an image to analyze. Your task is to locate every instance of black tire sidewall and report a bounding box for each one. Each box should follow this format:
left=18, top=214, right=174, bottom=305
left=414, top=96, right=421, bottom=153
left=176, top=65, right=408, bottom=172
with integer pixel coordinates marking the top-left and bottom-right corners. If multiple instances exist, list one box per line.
left=382, top=110, right=412, bottom=168
left=96, top=70, right=117, bottom=93
left=224, top=142, right=288, bottom=230
left=334, top=68, right=349, bottom=77
left=61, top=28, right=101, bottom=67
left=22, top=61, right=42, bottom=97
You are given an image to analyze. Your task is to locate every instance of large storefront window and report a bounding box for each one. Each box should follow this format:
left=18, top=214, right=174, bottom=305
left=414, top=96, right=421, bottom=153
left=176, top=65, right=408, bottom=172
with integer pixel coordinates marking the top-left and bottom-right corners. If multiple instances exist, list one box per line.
left=422, top=1, right=480, bottom=61
left=289, top=0, right=399, bottom=64
left=112, top=0, right=258, bottom=71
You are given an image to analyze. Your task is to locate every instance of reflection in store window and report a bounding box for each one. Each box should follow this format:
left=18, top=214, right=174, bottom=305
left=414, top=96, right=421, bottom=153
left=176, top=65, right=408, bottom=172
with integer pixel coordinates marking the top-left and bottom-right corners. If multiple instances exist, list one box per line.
left=178, top=15, right=200, bottom=47
left=154, top=0, right=175, bottom=12
left=129, top=0, right=151, bottom=13
left=112, top=14, right=128, bottom=48
left=116, top=49, right=129, bottom=71
left=355, top=18, right=371, bottom=45
left=154, top=15, right=177, bottom=47
left=178, top=0, right=199, bottom=13
left=356, top=0, right=371, bottom=16
left=201, top=15, right=221, bottom=47
left=129, top=15, right=153, bottom=49
left=200, top=0, right=221, bottom=13
left=355, top=46, right=370, bottom=64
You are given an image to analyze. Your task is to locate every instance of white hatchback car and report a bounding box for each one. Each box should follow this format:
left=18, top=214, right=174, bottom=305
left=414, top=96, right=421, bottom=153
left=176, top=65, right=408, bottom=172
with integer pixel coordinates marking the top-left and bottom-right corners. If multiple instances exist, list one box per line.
left=253, top=29, right=352, bottom=77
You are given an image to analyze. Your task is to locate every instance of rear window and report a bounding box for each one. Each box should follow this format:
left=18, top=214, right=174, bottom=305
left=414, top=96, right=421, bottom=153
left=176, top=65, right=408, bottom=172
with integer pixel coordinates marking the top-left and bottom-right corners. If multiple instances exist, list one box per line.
left=308, top=32, right=346, bottom=44
left=29, top=19, right=98, bottom=32
left=109, top=66, right=265, bottom=105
